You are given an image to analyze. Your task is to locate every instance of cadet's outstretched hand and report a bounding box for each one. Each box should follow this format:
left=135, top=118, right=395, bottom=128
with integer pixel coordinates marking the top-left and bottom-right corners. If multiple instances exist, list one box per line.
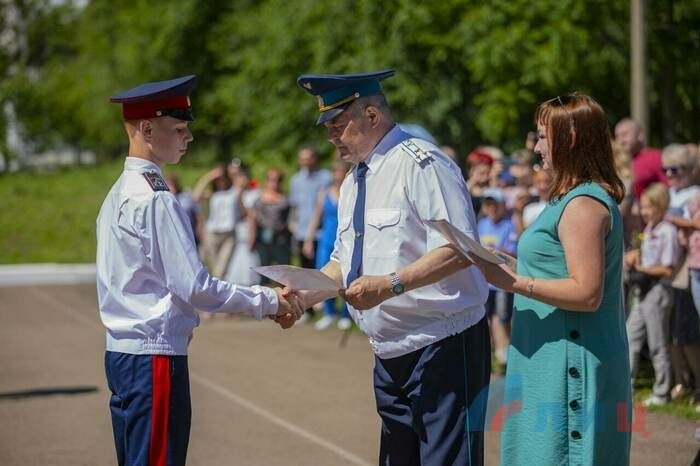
left=272, top=287, right=305, bottom=329
left=342, top=275, right=392, bottom=311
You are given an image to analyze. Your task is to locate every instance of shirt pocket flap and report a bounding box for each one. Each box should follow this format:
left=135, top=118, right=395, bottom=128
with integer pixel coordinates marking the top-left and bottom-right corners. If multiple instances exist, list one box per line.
left=366, top=209, right=401, bottom=230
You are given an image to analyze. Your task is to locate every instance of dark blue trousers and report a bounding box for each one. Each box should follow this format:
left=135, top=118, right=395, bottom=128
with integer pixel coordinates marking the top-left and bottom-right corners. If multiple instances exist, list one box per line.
left=374, top=316, right=491, bottom=466
left=105, top=352, right=191, bottom=466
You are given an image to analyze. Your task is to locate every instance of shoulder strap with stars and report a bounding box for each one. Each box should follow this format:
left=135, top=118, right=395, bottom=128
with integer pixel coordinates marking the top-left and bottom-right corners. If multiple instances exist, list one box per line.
left=142, top=171, right=170, bottom=191
left=400, top=140, right=432, bottom=164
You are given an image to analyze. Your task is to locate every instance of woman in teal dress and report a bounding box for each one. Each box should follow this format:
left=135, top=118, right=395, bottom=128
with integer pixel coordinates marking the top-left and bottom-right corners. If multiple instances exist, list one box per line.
left=472, top=94, right=631, bottom=465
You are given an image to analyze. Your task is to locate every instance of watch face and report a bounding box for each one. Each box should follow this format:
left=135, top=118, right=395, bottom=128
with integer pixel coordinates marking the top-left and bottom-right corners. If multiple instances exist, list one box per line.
left=392, top=283, right=405, bottom=295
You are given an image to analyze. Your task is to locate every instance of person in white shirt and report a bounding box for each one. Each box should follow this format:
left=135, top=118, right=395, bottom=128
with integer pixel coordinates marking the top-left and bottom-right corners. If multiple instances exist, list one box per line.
left=225, top=165, right=263, bottom=286
left=98, top=75, right=303, bottom=466
left=293, top=69, right=491, bottom=466
left=192, top=165, right=240, bottom=278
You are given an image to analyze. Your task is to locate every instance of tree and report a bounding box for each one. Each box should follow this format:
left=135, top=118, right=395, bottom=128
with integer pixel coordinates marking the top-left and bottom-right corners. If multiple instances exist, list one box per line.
left=2, top=0, right=698, bottom=169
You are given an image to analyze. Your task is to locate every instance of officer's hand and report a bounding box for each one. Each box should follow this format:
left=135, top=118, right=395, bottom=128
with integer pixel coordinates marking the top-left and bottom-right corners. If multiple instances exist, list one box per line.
left=341, top=275, right=392, bottom=311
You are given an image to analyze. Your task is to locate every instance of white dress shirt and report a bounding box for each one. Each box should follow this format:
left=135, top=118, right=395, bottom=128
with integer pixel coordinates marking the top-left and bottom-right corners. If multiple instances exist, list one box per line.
left=331, top=125, right=488, bottom=358
left=96, top=157, right=278, bottom=355
left=205, top=187, right=239, bottom=233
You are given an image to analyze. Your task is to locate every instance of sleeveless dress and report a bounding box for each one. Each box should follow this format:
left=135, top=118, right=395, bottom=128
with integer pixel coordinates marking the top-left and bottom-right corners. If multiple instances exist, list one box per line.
left=500, top=182, right=631, bottom=466
left=316, top=191, right=339, bottom=269
left=225, top=189, right=261, bottom=286
left=315, top=191, right=350, bottom=318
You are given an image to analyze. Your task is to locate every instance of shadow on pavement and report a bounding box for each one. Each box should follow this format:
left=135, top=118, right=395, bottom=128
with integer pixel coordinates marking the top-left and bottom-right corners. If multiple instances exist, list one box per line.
left=0, top=385, right=99, bottom=400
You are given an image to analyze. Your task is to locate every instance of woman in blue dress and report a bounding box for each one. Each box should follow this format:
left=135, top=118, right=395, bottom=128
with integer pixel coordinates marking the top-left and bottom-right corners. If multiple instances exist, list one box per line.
left=303, top=160, right=353, bottom=330
left=471, top=94, right=631, bottom=465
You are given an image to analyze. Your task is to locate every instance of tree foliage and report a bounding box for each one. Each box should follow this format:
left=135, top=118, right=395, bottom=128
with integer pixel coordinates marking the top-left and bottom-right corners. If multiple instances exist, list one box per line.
left=1, top=0, right=698, bottom=167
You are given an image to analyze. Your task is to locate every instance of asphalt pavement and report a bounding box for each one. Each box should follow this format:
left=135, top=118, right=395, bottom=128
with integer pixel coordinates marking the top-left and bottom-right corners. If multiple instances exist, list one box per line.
left=0, top=279, right=697, bottom=465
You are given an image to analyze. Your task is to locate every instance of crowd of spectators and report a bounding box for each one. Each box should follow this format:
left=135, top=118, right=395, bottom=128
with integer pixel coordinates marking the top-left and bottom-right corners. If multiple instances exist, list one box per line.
left=171, top=118, right=700, bottom=412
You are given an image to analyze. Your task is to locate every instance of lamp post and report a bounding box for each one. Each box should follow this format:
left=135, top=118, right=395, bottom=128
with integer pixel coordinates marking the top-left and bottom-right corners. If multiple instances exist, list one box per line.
left=631, top=0, right=649, bottom=135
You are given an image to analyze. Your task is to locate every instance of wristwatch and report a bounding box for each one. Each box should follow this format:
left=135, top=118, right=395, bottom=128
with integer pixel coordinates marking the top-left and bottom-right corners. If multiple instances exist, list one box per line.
left=389, top=272, right=405, bottom=295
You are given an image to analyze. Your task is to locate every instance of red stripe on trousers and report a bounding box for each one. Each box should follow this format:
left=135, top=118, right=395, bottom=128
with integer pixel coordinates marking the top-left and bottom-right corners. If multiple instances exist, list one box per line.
left=149, top=355, right=171, bottom=466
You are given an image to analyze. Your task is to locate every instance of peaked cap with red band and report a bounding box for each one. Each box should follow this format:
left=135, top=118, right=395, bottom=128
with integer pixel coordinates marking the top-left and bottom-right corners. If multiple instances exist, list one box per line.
left=110, top=75, right=196, bottom=121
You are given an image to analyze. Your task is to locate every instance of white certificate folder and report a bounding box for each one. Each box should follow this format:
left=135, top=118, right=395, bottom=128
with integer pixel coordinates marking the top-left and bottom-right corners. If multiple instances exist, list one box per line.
left=426, top=219, right=505, bottom=265
left=251, top=265, right=340, bottom=291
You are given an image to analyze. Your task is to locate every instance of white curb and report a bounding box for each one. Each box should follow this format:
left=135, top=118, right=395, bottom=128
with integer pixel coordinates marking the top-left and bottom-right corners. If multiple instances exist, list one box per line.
left=0, top=263, right=96, bottom=286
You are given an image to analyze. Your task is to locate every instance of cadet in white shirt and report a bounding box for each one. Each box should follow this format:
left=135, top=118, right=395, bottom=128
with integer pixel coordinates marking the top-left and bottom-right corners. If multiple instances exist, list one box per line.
left=98, top=75, right=303, bottom=466
left=295, top=70, right=491, bottom=466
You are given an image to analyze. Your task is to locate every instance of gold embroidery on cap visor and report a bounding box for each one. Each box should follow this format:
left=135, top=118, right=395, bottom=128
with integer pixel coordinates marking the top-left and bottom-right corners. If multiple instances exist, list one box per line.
left=317, top=92, right=361, bottom=113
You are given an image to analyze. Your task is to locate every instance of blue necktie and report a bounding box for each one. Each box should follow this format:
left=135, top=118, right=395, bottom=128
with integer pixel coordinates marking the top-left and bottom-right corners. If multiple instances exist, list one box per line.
left=346, top=162, right=369, bottom=286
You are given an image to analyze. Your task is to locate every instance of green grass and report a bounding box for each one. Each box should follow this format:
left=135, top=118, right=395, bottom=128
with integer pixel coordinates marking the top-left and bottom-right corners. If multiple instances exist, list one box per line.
left=633, top=358, right=700, bottom=422
left=0, top=160, right=210, bottom=264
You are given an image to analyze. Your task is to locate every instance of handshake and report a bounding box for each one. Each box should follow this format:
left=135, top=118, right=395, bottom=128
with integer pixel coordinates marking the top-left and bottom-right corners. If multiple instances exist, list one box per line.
left=268, top=273, right=397, bottom=329
left=269, top=287, right=307, bottom=329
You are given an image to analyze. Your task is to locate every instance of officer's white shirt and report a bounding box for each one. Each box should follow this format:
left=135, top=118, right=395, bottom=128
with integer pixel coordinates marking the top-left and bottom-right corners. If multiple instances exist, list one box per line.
left=331, top=125, right=488, bottom=358
left=96, top=157, right=278, bottom=355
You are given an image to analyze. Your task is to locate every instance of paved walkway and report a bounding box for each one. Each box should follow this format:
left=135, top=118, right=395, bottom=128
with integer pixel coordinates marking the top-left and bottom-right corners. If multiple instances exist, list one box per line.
left=0, top=274, right=697, bottom=465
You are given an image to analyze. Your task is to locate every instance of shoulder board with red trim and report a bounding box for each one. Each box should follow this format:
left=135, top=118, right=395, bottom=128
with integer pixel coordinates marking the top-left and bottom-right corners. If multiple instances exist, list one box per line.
left=142, top=172, right=169, bottom=191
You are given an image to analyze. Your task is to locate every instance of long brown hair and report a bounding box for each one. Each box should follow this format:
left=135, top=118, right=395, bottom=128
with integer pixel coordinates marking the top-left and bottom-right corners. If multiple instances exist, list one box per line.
left=535, top=94, right=625, bottom=203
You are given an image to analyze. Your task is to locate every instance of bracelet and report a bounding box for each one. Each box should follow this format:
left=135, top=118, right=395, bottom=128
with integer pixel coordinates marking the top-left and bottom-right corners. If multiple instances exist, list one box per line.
left=526, top=277, right=535, bottom=295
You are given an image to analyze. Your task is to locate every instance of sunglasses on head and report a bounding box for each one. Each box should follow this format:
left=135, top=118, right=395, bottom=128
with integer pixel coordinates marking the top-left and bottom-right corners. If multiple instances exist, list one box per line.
left=546, top=93, right=578, bottom=131
left=547, top=93, right=578, bottom=107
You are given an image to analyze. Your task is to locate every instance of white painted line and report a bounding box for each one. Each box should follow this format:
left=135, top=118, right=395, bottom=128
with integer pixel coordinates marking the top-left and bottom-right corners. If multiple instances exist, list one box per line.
left=190, top=372, right=372, bottom=466
left=0, top=263, right=96, bottom=286
left=31, top=286, right=102, bottom=330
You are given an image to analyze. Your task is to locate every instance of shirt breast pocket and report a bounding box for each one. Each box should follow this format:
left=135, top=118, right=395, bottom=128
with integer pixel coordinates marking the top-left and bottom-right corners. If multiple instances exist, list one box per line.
left=336, top=215, right=353, bottom=263
left=365, top=208, right=401, bottom=258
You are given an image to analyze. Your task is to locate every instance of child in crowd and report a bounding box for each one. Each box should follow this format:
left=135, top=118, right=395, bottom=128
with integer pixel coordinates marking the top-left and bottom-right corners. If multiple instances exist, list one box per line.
left=477, top=187, right=518, bottom=373
left=625, top=183, right=679, bottom=406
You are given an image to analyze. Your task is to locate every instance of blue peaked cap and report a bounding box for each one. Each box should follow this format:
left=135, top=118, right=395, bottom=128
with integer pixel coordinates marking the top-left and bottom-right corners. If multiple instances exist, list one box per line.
left=297, top=69, right=395, bottom=125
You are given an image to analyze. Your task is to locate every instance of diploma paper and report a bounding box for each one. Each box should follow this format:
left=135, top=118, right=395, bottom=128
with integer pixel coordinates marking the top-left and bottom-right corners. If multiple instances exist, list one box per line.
left=252, top=265, right=340, bottom=291
left=426, top=219, right=506, bottom=265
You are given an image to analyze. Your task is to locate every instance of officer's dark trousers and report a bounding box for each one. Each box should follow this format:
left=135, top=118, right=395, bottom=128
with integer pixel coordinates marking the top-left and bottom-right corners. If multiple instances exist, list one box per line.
left=374, top=316, right=491, bottom=466
left=105, top=352, right=191, bottom=466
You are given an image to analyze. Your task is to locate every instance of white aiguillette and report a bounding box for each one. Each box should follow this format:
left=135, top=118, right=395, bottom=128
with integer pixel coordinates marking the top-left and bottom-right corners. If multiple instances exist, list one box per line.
left=426, top=219, right=506, bottom=265
left=251, top=265, right=340, bottom=292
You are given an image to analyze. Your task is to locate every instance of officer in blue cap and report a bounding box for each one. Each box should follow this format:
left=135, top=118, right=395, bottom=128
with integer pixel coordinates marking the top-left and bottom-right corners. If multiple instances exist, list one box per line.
left=298, top=69, right=395, bottom=125
left=293, top=70, right=491, bottom=465
left=97, top=76, right=304, bottom=466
